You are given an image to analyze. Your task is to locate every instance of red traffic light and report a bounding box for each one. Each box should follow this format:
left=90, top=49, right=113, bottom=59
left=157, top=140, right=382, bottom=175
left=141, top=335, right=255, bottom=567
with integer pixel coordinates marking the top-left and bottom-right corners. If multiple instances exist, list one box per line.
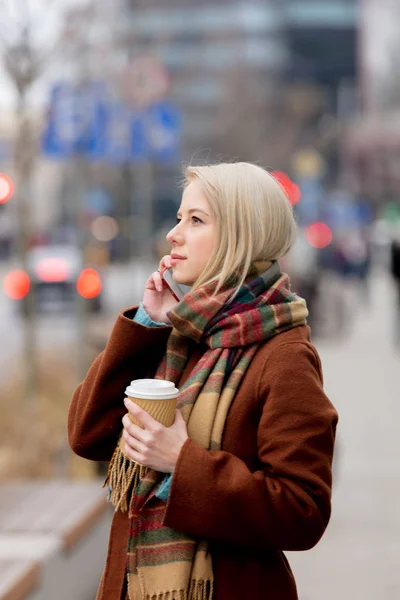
left=0, top=174, right=14, bottom=204
left=271, top=171, right=301, bottom=206
left=77, top=268, right=102, bottom=299
left=4, top=270, right=30, bottom=299
left=306, top=222, right=333, bottom=249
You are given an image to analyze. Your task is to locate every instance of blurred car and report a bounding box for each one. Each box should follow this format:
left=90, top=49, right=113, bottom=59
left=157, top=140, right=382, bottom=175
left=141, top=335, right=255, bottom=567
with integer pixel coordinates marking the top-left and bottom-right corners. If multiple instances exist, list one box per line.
left=24, top=244, right=103, bottom=314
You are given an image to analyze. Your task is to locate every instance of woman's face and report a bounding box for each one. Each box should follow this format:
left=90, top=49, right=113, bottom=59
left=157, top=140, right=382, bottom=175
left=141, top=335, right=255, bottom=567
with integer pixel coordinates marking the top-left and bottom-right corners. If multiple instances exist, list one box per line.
left=166, top=181, right=217, bottom=286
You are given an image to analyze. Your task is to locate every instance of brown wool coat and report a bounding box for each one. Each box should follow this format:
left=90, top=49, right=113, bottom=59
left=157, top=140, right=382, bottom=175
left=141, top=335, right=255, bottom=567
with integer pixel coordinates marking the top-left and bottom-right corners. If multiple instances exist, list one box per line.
left=68, top=307, right=338, bottom=600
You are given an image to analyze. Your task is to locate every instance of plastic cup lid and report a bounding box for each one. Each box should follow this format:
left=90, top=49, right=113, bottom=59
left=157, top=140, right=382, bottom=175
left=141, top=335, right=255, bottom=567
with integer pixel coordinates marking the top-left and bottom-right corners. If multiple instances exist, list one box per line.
left=125, top=378, right=179, bottom=400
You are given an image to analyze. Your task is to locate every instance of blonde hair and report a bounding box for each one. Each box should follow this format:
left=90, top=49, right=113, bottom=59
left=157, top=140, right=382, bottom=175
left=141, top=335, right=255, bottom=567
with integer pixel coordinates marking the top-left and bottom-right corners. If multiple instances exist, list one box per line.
left=184, top=162, right=297, bottom=296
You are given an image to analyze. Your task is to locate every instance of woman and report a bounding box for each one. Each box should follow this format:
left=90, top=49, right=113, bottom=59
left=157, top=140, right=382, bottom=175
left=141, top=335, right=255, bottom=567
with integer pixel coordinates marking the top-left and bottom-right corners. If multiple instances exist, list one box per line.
left=68, top=162, right=338, bottom=600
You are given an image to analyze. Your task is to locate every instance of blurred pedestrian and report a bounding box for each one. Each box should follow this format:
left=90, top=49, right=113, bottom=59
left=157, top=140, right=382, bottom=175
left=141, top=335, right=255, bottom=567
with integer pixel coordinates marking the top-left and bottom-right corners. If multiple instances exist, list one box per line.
left=68, top=162, right=338, bottom=600
left=389, top=227, right=400, bottom=345
left=337, top=228, right=371, bottom=302
left=282, top=227, right=320, bottom=333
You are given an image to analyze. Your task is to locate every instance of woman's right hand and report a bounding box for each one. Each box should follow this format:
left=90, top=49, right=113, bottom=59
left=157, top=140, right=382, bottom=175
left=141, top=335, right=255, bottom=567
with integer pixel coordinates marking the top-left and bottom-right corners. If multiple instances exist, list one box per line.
left=142, top=255, right=178, bottom=324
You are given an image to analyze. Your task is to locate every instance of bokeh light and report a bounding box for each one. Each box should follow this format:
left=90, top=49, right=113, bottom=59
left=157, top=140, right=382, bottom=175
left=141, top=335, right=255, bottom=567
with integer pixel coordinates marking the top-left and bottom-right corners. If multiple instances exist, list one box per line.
left=0, top=174, right=14, bottom=204
left=76, top=268, right=102, bottom=299
left=289, top=183, right=301, bottom=206
left=306, top=222, right=333, bottom=249
left=34, top=258, right=73, bottom=282
left=91, top=216, right=120, bottom=242
left=271, top=171, right=301, bottom=206
left=4, top=270, right=30, bottom=300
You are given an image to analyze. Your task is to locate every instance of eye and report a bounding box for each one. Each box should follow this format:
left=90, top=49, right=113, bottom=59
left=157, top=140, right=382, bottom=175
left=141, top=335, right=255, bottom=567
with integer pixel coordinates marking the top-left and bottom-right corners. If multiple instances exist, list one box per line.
left=176, top=217, right=181, bottom=224
left=191, top=215, right=203, bottom=224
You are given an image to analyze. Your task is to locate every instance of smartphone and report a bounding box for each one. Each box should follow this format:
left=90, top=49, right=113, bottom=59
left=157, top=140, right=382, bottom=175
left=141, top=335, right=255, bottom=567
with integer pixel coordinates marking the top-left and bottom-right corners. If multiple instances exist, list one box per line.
left=161, top=268, right=185, bottom=302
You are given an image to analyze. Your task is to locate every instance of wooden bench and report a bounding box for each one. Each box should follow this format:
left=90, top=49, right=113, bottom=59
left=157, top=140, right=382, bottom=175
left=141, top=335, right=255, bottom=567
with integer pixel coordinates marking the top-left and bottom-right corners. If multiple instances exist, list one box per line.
left=0, top=481, right=113, bottom=600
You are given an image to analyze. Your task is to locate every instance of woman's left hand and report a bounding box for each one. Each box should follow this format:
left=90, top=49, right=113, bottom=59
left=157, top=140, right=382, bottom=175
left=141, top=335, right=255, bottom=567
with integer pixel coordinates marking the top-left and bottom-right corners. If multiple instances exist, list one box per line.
left=122, top=398, right=189, bottom=473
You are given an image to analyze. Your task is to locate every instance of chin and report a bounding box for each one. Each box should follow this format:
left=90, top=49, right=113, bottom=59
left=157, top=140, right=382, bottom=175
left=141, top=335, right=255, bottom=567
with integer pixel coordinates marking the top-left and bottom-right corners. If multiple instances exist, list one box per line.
left=174, top=275, right=195, bottom=286
left=172, top=269, right=195, bottom=287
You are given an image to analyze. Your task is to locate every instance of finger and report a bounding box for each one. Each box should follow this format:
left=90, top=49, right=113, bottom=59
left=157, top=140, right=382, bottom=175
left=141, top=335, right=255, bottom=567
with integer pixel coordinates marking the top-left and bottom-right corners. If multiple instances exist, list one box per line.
left=123, top=439, right=145, bottom=465
left=122, top=413, right=149, bottom=442
left=153, top=271, right=164, bottom=292
left=159, top=255, right=172, bottom=271
left=122, top=428, right=146, bottom=454
left=155, top=271, right=165, bottom=292
left=124, top=398, right=161, bottom=433
left=159, top=255, right=168, bottom=271
left=146, top=272, right=163, bottom=293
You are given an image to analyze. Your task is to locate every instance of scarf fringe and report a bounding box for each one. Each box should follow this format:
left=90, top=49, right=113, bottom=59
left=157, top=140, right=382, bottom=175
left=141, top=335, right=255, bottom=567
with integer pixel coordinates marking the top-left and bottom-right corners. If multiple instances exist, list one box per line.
left=141, top=580, right=213, bottom=600
left=104, top=443, right=146, bottom=513
left=188, top=579, right=213, bottom=600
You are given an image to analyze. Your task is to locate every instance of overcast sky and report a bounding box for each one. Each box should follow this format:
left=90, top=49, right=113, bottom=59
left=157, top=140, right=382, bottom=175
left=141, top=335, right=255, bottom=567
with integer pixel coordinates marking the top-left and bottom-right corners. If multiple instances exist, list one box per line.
left=0, top=0, right=92, bottom=109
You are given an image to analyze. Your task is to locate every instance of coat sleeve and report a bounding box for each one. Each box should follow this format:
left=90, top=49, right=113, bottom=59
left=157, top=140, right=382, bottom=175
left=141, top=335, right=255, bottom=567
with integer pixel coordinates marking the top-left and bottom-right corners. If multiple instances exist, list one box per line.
left=68, top=307, right=171, bottom=462
left=163, top=341, right=338, bottom=552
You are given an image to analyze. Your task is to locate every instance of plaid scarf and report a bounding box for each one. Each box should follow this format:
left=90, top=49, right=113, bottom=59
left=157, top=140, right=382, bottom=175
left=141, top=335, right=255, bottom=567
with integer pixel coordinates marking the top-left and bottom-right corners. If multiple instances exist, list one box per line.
left=106, top=261, right=308, bottom=600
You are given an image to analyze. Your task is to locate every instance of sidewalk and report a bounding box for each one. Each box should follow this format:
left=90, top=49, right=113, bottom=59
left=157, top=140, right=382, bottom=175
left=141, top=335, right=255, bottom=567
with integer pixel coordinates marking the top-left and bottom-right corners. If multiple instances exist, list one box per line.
left=287, top=269, right=400, bottom=599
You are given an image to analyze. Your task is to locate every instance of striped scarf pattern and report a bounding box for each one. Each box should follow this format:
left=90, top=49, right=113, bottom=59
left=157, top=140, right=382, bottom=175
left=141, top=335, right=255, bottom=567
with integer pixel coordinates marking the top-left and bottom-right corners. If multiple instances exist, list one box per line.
left=108, top=261, right=308, bottom=600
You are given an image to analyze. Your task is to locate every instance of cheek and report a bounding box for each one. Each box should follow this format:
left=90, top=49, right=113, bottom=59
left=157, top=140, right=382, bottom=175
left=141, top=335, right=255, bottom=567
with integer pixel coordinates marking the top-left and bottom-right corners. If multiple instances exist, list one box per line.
left=203, top=234, right=216, bottom=256
left=196, top=236, right=215, bottom=267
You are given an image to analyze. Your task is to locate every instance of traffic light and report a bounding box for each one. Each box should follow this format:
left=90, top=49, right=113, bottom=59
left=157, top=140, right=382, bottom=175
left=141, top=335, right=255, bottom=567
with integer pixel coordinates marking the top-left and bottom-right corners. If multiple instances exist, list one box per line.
left=0, top=174, right=14, bottom=204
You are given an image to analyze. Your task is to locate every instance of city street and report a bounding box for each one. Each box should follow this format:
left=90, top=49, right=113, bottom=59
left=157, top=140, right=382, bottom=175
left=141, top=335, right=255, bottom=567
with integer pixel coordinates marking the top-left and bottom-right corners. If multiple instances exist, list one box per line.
left=0, top=1, right=397, bottom=598
left=1, top=262, right=399, bottom=598
left=0, top=259, right=152, bottom=380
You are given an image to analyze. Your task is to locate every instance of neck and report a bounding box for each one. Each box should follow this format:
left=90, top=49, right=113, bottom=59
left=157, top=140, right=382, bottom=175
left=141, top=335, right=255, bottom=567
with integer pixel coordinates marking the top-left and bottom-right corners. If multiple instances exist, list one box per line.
left=246, top=260, right=273, bottom=281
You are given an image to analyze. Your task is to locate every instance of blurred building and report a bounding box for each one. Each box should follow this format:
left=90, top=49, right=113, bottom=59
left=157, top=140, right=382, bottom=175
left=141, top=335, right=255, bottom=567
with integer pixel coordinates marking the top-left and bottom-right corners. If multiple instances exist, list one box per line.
left=123, top=1, right=288, bottom=152
left=343, top=0, right=400, bottom=203
left=117, top=1, right=290, bottom=235
left=120, top=0, right=358, bottom=201
left=284, top=0, right=357, bottom=112
left=123, top=0, right=357, bottom=148
left=0, top=0, right=361, bottom=260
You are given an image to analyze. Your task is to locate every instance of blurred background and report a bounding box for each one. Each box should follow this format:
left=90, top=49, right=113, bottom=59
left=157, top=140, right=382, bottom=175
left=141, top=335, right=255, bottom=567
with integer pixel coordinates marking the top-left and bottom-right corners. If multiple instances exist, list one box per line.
left=0, top=0, right=399, bottom=598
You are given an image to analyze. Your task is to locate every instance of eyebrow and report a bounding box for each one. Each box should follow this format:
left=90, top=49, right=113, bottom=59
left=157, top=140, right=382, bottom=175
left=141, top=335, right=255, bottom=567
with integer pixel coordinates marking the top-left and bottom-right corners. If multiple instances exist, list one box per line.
left=177, top=208, right=210, bottom=217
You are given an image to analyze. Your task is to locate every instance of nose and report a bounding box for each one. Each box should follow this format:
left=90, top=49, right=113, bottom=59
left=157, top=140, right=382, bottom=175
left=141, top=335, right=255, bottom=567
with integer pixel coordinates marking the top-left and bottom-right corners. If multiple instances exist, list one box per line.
left=166, top=223, right=184, bottom=246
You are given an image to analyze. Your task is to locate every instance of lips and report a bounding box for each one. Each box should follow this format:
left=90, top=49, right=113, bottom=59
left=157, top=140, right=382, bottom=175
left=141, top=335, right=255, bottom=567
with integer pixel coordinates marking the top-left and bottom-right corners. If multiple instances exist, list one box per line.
left=170, top=254, right=186, bottom=266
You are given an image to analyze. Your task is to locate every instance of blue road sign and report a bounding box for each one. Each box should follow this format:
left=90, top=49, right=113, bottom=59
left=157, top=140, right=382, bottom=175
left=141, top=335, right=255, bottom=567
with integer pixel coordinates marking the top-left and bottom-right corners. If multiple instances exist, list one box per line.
left=104, top=104, right=134, bottom=164
left=89, top=105, right=149, bottom=164
left=42, top=82, right=107, bottom=158
left=145, top=101, right=181, bottom=162
left=42, top=84, right=77, bottom=157
left=131, top=112, right=149, bottom=162
left=42, top=83, right=181, bottom=164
